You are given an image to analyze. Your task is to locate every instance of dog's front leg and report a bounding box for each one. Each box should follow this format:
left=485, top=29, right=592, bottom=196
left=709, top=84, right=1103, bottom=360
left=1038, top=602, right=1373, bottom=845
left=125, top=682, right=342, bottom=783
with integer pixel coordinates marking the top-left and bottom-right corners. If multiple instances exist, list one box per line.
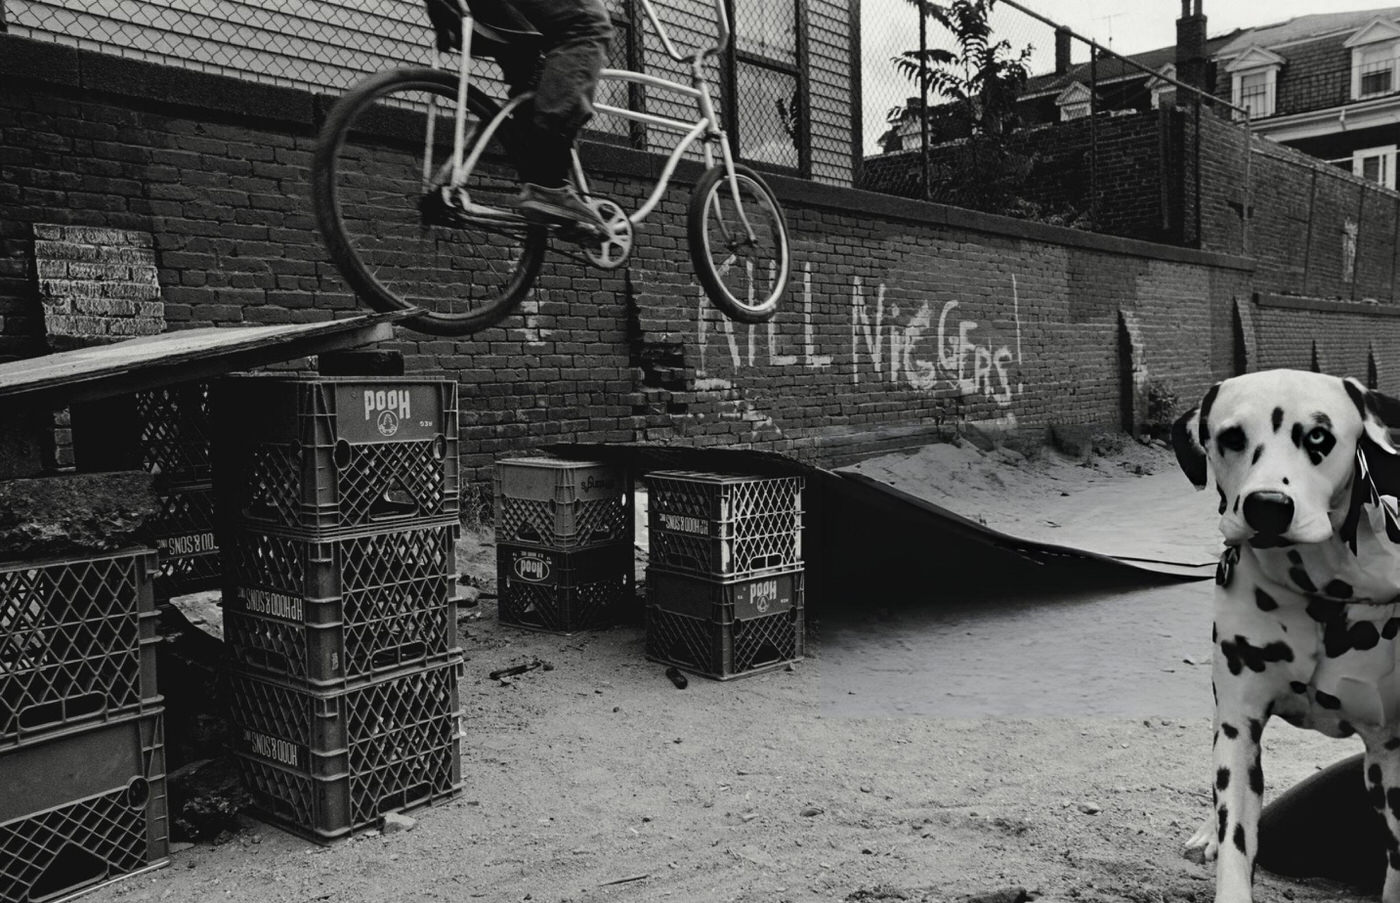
left=1211, top=677, right=1273, bottom=903
left=1363, top=743, right=1400, bottom=902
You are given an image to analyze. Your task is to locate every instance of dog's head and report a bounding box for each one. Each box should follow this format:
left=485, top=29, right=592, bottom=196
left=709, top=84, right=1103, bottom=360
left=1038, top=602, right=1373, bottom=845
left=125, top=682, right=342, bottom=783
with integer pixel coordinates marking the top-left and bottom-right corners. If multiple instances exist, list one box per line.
left=1172, top=370, right=1400, bottom=545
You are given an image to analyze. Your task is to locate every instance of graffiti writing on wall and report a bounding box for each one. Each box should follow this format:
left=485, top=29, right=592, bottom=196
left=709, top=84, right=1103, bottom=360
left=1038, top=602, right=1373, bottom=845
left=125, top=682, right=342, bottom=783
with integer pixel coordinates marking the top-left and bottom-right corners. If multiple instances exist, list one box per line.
left=697, top=264, right=1025, bottom=410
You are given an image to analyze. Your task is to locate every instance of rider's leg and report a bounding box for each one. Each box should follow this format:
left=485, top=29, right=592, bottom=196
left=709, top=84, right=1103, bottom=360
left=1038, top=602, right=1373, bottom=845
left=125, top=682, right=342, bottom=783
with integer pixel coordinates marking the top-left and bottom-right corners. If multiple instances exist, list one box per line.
left=503, top=0, right=613, bottom=228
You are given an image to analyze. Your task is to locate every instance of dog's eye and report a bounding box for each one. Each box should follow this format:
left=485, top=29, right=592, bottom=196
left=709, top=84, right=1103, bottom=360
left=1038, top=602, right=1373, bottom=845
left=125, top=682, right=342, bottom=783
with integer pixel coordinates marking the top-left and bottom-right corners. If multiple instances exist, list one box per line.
left=1304, top=427, right=1335, bottom=458
left=1217, top=426, right=1247, bottom=453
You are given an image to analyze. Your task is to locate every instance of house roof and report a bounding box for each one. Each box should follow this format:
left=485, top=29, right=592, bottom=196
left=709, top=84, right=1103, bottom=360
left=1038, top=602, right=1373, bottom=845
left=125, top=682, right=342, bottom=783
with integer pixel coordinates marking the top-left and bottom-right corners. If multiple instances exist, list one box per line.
left=1023, top=33, right=1239, bottom=99
left=1215, top=6, right=1400, bottom=58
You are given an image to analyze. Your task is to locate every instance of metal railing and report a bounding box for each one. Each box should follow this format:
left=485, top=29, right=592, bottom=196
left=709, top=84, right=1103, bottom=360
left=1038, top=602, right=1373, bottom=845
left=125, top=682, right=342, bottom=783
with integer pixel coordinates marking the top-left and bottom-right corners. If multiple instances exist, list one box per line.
left=858, top=0, right=1255, bottom=250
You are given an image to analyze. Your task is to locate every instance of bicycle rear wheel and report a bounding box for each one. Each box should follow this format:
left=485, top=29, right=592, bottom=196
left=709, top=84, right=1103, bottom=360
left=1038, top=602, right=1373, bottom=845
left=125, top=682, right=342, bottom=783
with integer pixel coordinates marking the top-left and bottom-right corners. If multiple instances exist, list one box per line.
left=312, top=67, right=546, bottom=336
left=687, top=163, right=790, bottom=324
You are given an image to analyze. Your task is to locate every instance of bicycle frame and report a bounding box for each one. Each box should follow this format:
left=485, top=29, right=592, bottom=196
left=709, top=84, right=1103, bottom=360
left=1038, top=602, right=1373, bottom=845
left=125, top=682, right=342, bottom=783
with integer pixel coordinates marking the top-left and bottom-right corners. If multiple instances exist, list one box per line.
left=436, top=0, right=759, bottom=240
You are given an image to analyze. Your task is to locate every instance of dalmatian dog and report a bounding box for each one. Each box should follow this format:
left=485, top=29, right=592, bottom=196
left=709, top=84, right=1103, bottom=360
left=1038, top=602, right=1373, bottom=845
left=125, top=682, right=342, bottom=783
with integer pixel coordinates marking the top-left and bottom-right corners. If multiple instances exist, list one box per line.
left=1171, top=369, right=1400, bottom=902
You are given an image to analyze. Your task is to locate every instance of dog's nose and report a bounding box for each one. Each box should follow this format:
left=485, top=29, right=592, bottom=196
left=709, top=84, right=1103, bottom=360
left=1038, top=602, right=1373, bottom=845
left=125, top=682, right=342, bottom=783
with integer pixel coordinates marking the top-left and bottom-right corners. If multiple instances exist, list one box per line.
left=1243, top=491, right=1295, bottom=535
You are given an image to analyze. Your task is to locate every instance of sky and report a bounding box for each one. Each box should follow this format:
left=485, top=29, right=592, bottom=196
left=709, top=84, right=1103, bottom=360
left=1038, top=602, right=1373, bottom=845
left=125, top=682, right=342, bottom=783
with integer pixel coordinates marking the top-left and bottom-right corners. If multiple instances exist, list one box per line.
left=860, top=0, right=1400, bottom=152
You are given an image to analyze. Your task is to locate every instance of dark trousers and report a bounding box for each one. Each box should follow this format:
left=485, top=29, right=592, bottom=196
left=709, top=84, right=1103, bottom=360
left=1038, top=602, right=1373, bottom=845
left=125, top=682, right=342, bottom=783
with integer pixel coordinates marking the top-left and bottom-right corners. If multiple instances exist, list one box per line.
left=495, top=0, right=613, bottom=186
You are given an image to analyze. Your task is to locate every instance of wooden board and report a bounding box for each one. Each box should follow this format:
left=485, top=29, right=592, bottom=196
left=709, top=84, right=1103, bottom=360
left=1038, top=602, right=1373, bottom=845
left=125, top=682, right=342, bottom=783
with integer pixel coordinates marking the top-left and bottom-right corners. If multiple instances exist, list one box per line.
left=0, top=312, right=412, bottom=408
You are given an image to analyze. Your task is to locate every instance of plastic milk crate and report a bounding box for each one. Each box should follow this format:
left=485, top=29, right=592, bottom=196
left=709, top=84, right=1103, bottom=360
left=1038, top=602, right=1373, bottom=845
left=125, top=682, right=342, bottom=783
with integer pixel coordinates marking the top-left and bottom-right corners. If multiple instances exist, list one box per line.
left=0, top=549, right=161, bottom=749
left=645, top=472, right=803, bottom=578
left=223, top=520, right=459, bottom=687
left=494, top=458, right=632, bottom=550
left=496, top=542, right=634, bottom=634
left=71, top=381, right=214, bottom=488
left=150, top=482, right=221, bottom=600
left=230, top=657, right=463, bottom=842
left=214, top=376, right=459, bottom=534
left=645, top=566, right=805, bottom=680
left=0, top=711, right=169, bottom=903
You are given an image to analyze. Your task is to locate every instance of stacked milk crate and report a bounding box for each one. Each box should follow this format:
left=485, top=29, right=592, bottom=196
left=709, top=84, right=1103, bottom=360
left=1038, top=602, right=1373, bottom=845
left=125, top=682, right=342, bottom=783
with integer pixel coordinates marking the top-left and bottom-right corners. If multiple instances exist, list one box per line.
left=71, top=382, right=222, bottom=601
left=0, top=549, right=170, bottom=901
left=644, top=472, right=805, bottom=679
left=494, top=458, right=633, bottom=633
left=214, top=376, right=464, bottom=841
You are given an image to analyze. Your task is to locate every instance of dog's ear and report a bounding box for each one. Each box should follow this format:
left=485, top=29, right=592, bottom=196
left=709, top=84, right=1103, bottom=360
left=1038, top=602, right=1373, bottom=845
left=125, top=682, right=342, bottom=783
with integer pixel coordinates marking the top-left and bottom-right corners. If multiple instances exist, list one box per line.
left=1344, top=377, right=1400, bottom=455
left=1171, top=406, right=1208, bottom=489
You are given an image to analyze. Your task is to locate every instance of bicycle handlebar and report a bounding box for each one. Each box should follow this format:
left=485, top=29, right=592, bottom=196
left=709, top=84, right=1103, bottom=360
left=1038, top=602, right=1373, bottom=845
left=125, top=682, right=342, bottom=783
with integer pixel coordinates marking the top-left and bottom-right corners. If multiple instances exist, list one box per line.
left=637, top=0, right=731, bottom=63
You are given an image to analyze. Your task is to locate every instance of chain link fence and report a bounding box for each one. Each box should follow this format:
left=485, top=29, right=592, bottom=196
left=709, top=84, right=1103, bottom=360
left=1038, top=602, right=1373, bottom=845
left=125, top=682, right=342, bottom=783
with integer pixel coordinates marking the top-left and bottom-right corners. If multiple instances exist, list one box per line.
left=4, top=0, right=834, bottom=178
left=858, top=0, right=1254, bottom=249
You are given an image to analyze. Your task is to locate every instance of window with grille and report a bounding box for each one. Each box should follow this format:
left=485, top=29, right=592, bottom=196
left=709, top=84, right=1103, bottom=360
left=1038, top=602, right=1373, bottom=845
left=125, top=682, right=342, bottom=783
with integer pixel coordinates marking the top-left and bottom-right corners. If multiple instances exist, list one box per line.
left=1237, top=70, right=1273, bottom=118
left=1354, top=145, right=1397, bottom=189
left=1357, top=43, right=1397, bottom=98
left=727, top=0, right=805, bottom=174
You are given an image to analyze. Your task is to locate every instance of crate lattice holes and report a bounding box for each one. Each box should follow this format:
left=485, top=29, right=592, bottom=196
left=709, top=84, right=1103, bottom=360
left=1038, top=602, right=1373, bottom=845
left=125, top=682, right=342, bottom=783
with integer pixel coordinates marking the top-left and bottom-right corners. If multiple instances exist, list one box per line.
left=645, top=472, right=803, bottom=577
left=494, top=458, right=632, bottom=550
left=645, top=567, right=805, bottom=680
left=497, top=543, right=634, bottom=634
left=216, top=377, right=459, bottom=533
left=71, top=382, right=213, bottom=487
left=151, top=484, right=221, bottom=599
left=0, top=712, right=169, bottom=903
left=0, top=550, right=160, bottom=748
left=224, top=522, right=458, bottom=686
left=230, top=659, right=462, bottom=841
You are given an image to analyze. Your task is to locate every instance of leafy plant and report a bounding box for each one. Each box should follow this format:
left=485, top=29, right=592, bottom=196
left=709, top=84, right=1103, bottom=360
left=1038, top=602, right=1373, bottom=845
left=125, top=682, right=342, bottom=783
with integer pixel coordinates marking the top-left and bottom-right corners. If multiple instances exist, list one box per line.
left=887, top=0, right=1035, bottom=210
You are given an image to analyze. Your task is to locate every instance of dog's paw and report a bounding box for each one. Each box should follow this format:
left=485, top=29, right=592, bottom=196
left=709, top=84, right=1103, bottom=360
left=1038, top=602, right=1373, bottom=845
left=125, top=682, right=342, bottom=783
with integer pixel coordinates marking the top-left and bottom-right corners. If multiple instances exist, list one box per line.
left=1182, top=815, right=1218, bottom=865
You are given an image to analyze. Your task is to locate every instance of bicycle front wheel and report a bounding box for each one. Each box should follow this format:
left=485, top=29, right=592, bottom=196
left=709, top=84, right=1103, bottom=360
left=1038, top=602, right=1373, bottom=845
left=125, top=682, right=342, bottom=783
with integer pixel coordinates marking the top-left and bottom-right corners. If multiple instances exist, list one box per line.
left=312, top=67, right=547, bottom=336
left=687, top=163, right=790, bottom=324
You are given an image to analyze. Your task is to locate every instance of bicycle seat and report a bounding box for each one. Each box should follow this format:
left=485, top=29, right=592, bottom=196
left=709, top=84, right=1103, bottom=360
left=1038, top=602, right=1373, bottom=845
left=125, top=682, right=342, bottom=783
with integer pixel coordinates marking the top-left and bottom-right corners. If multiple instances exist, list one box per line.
left=425, top=0, right=543, bottom=53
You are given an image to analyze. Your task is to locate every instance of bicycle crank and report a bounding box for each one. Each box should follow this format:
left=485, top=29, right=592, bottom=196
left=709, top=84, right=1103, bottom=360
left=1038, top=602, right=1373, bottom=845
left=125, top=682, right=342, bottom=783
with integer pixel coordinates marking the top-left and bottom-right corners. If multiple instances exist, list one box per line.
left=580, top=198, right=632, bottom=270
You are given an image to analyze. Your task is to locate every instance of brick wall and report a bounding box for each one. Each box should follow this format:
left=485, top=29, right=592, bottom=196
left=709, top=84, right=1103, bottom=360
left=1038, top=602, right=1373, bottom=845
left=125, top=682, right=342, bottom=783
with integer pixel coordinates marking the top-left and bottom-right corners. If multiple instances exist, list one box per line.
left=11, top=35, right=1400, bottom=495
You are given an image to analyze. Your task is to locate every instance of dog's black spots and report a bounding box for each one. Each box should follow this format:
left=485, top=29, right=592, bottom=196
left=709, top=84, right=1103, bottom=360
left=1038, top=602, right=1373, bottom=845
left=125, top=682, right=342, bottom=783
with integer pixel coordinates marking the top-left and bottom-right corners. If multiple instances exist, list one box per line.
left=1254, top=588, right=1278, bottom=611
left=1249, top=718, right=1264, bottom=744
left=1388, top=737, right=1400, bottom=751
left=1272, top=407, right=1284, bottom=432
left=1372, top=784, right=1386, bottom=811
left=1218, top=426, right=1247, bottom=453
left=1290, top=567, right=1317, bottom=593
left=1217, top=485, right=1227, bottom=515
left=1282, top=712, right=1304, bottom=727
left=1339, top=720, right=1357, bottom=737
left=1221, top=722, right=1240, bottom=740
left=1220, top=636, right=1294, bottom=675
left=1233, top=823, right=1247, bottom=854
left=1282, top=477, right=1290, bottom=486
left=1307, top=597, right=1340, bottom=624
left=1350, top=621, right=1381, bottom=651
left=1390, top=846, right=1400, bottom=871
left=1370, top=763, right=1384, bottom=787
left=1385, top=619, right=1400, bottom=640
left=1216, top=767, right=1231, bottom=791
left=1212, top=624, right=1218, bottom=643
left=1290, top=680, right=1308, bottom=694
left=1252, top=445, right=1264, bottom=465
left=1217, top=805, right=1228, bottom=843
left=1287, top=550, right=1302, bottom=564
left=1316, top=690, right=1343, bottom=709
left=1249, top=763, right=1264, bottom=795
left=1387, top=788, right=1400, bottom=822
left=1324, top=579, right=1354, bottom=598
left=1325, top=621, right=1353, bottom=658
left=1292, top=422, right=1304, bottom=449
left=1199, top=384, right=1221, bottom=445
left=1346, top=378, right=1369, bottom=422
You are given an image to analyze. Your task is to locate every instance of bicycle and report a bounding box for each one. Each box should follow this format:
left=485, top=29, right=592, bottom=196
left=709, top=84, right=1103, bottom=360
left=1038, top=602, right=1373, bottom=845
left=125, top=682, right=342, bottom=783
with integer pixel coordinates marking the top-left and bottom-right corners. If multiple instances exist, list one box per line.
left=311, top=0, right=791, bottom=337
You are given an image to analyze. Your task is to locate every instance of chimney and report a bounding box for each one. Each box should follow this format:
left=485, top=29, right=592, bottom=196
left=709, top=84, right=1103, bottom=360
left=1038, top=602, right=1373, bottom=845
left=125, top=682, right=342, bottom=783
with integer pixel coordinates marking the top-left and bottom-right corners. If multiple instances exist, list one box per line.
left=1055, top=27, right=1072, bottom=76
left=1176, top=0, right=1208, bottom=92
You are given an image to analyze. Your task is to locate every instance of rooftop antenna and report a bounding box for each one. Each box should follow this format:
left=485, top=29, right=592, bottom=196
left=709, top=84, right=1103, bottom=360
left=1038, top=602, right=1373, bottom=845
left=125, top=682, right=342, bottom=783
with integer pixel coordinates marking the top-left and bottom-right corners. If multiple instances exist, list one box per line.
left=1094, top=11, right=1120, bottom=49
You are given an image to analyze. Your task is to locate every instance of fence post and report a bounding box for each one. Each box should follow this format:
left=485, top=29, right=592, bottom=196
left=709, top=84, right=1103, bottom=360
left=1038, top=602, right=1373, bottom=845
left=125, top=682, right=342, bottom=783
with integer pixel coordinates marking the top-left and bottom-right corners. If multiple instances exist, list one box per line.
left=918, top=0, right=930, bottom=201
left=1241, top=113, right=1251, bottom=256
left=1089, top=44, right=1099, bottom=229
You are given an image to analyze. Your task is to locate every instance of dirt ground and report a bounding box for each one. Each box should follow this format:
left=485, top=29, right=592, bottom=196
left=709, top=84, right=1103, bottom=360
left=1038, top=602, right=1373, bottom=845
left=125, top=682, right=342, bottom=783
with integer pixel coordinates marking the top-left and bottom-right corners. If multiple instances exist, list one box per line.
left=90, top=439, right=1378, bottom=903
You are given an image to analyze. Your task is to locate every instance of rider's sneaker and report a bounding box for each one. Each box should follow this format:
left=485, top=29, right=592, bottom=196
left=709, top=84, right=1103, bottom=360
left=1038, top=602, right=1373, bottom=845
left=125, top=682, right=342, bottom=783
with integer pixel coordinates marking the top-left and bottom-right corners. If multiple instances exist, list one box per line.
left=515, top=183, right=607, bottom=233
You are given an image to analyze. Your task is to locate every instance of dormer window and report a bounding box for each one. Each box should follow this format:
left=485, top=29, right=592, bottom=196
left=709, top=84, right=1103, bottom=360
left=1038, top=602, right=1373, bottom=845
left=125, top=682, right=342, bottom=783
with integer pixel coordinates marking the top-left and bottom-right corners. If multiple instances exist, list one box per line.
left=1226, top=46, right=1284, bottom=120
left=1055, top=82, right=1093, bottom=121
left=1346, top=19, right=1400, bottom=100
left=1148, top=64, right=1177, bottom=110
